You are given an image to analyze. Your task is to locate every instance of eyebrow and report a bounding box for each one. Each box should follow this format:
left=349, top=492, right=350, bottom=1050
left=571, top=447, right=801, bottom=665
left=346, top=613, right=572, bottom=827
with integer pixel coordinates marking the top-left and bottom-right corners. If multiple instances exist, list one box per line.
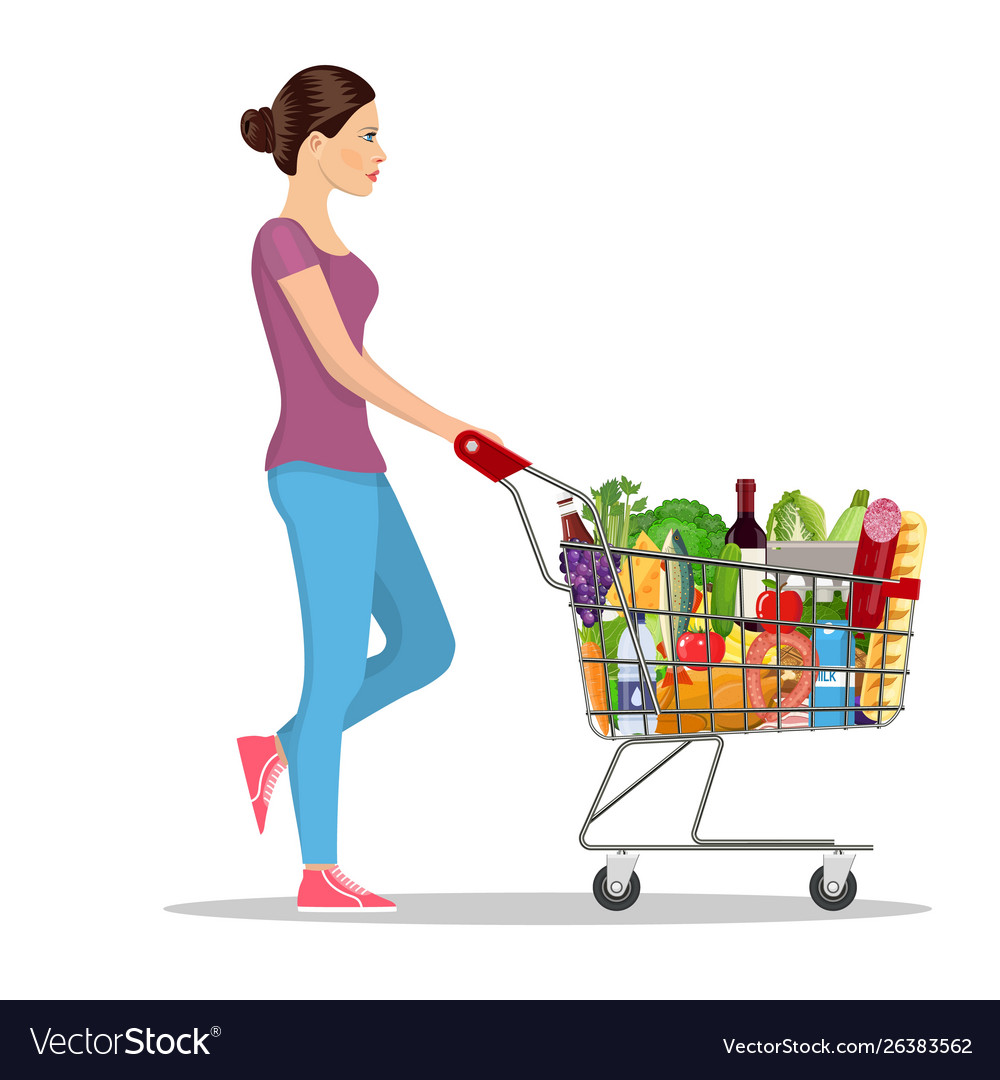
left=359, top=126, right=378, bottom=132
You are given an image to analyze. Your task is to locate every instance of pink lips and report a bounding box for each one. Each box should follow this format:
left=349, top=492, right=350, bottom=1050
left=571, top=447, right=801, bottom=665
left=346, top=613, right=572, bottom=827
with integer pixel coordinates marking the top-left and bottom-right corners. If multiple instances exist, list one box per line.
left=366, top=171, right=379, bottom=181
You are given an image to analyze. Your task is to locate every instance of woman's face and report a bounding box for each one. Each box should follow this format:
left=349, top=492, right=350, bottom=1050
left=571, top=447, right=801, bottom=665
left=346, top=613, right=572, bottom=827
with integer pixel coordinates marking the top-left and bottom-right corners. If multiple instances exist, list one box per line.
left=307, top=100, right=386, bottom=196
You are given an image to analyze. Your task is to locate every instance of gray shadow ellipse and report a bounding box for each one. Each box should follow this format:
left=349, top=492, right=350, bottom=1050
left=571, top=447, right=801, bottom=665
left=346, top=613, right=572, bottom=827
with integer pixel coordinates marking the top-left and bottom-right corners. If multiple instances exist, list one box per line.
left=164, top=893, right=930, bottom=925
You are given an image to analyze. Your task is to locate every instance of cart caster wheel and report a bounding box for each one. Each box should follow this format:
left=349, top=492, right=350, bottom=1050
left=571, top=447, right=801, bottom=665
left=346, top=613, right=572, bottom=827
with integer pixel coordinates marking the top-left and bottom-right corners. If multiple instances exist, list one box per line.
left=809, top=866, right=858, bottom=911
left=593, top=867, right=640, bottom=911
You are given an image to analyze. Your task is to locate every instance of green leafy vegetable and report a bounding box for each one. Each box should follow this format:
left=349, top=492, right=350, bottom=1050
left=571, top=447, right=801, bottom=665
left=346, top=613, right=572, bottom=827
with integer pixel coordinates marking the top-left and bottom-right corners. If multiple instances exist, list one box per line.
left=644, top=612, right=668, bottom=684
left=582, top=476, right=648, bottom=547
left=765, top=490, right=827, bottom=542
left=795, top=591, right=870, bottom=652
left=579, top=614, right=629, bottom=673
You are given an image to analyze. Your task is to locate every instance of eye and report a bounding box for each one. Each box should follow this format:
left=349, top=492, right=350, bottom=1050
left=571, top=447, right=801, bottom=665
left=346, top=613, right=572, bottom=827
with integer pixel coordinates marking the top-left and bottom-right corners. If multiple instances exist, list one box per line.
left=363, top=132, right=377, bottom=142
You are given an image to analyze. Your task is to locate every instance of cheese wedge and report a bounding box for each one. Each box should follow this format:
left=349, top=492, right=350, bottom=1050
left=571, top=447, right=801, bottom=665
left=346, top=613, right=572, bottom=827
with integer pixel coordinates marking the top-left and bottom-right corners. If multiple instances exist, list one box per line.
left=605, top=530, right=662, bottom=610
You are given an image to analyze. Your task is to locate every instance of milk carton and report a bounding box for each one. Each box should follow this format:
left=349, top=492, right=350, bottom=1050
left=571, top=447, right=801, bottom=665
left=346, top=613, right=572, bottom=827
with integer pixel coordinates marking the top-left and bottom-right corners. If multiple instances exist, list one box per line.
left=813, top=618, right=851, bottom=727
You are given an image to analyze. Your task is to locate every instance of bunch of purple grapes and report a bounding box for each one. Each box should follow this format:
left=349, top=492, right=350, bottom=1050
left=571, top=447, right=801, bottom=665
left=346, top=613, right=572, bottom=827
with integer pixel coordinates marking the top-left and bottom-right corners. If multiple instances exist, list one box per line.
left=559, top=548, right=623, bottom=627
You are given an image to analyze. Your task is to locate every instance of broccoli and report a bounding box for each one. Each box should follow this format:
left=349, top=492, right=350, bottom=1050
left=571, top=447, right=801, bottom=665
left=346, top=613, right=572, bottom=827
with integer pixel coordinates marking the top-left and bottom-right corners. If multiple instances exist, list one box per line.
left=628, top=498, right=728, bottom=588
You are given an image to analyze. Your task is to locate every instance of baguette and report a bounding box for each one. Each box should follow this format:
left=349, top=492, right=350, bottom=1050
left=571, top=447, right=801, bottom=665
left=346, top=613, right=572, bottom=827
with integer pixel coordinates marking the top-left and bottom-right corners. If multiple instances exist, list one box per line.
left=860, top=511, right=926, bottom=721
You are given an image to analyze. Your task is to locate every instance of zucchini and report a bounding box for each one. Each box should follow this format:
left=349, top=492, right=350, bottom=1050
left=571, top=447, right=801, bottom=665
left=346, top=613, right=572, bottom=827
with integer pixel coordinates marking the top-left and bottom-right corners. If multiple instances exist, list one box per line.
left=710, top=543, right=741, bottom=637
left=828, top=489, right=870, bottom=542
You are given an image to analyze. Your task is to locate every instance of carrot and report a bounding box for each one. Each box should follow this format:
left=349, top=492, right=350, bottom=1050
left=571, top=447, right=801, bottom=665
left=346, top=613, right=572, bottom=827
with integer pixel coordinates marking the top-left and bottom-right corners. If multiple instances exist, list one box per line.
left=580, top=642, right=610, bottom=735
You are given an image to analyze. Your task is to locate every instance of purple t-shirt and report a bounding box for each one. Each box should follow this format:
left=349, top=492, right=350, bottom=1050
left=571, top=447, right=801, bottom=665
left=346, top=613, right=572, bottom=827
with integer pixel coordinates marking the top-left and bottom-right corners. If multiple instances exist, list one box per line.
left=251, top=217, right=387, bottom=473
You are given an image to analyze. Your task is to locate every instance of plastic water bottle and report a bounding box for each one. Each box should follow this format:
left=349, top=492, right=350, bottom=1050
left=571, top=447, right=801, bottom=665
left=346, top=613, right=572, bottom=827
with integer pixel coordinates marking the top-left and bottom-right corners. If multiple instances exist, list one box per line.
left=616, top=609, right=658, bottom=733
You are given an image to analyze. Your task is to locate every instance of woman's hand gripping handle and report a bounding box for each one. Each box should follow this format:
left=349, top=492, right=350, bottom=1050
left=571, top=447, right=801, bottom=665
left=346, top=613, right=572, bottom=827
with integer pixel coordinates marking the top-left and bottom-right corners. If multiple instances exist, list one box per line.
left=454, top=430, right=531, bottom=482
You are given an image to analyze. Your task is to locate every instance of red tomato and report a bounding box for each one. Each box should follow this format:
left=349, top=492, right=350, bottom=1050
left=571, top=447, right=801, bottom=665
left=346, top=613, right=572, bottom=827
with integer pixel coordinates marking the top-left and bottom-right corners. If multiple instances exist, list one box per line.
left=676, top=631, right=705, bottom=668
left=676, top=630, right=726, bottom=670
left=755, top=587, right=804, bottom=634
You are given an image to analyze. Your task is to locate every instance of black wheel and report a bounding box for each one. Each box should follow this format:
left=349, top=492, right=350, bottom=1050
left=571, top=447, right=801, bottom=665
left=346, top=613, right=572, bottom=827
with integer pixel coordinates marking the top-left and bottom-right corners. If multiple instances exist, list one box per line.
left=809, top=866, right=858, bottom=911
left=593, top=867, right=641, bottom=911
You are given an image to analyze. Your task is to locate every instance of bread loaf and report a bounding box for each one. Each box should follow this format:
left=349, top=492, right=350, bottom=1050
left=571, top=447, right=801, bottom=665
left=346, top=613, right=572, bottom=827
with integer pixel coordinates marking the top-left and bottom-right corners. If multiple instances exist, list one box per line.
left=860, top=511, right=926, bottom=721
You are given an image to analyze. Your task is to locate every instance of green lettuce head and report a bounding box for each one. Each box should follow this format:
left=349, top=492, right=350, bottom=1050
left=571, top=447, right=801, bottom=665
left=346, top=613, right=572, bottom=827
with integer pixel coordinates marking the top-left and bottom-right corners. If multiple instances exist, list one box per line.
left=766, top=490, right=827, bottom=542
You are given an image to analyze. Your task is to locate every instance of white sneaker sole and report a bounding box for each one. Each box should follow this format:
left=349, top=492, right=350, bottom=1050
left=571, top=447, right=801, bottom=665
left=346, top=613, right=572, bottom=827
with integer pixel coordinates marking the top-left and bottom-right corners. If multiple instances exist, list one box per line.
left=298, top=905, right=397, bottom=913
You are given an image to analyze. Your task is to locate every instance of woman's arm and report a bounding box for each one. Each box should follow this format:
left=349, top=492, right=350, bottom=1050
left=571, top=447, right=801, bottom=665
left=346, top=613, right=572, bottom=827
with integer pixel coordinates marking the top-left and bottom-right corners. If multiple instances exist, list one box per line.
left=278, top=265, right=488, bottom=442
left=359, top=345, right=441, bottom=433
left=358, top=347, right=503, bottom=444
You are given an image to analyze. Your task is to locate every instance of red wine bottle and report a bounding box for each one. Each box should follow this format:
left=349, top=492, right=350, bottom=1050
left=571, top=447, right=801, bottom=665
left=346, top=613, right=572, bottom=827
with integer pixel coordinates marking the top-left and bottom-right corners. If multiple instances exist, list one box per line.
left=725, top=479, right=767, bottom=633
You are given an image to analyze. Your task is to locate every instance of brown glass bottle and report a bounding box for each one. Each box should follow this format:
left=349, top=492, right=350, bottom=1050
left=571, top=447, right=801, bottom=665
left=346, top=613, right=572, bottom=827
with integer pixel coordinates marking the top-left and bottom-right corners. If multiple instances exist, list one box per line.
left=558, top=497, right=594, bottom=544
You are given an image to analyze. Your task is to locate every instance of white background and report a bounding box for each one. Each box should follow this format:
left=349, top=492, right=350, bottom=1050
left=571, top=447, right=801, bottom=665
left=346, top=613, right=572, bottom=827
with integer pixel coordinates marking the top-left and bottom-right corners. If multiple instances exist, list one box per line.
left=3, top=0, right=997, bottom=1000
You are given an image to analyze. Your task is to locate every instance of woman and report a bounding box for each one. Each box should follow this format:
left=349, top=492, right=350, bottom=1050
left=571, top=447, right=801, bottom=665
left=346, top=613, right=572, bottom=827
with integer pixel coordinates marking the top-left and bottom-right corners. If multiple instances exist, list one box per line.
left=237, top=65, right=502, bottom=913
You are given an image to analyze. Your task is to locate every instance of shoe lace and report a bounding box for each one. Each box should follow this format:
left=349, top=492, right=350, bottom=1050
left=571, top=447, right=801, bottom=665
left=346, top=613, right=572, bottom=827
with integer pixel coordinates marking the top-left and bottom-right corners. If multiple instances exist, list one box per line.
left=262, top=760, right=286, bottom=805
left=330, top=867, right=368, bottom=896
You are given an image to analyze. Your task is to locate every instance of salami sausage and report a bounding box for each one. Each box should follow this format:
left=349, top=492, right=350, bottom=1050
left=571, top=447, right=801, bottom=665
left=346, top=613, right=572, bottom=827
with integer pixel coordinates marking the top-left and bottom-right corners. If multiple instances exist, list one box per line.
left=744, top=630, right=815, bottom=723
left=850, top=498, right=902, bottom=630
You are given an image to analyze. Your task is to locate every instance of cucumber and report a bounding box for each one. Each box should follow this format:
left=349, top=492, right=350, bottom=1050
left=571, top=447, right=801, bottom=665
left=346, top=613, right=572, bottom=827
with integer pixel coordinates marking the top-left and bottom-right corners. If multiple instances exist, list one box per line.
left=710, top=543, right=741, bottom=637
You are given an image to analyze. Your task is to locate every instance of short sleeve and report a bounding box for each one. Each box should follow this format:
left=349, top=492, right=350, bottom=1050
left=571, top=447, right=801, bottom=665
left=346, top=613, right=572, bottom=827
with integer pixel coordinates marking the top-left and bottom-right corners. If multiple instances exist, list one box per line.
left=258, top=219, right=321, bottom=281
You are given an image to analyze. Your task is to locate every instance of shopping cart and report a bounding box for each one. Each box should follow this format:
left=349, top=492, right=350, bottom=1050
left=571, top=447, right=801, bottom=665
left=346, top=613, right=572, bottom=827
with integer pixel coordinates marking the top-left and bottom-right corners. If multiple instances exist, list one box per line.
left=456, top=432, right=923, bottom=912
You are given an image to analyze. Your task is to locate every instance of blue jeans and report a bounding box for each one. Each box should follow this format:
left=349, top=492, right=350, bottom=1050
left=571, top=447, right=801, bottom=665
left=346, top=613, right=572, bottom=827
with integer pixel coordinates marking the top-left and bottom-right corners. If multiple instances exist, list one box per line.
left=267, top=461, right=456, bottom=864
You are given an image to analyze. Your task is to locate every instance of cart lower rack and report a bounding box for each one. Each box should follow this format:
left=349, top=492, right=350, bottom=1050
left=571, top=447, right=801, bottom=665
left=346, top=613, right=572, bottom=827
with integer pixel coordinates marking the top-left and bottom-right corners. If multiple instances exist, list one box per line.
left=455, top=432, right=922, bottom=912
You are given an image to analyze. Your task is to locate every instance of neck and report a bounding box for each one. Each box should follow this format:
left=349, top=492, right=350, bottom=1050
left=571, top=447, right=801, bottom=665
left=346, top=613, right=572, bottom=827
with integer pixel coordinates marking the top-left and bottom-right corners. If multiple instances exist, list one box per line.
left=280, top=171, right=334, bottom=233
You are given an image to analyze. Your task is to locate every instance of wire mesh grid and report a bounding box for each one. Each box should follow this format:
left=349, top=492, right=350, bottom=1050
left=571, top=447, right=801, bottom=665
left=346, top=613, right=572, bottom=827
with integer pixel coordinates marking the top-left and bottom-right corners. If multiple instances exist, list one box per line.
left=560, top=540, right=917, bottom=739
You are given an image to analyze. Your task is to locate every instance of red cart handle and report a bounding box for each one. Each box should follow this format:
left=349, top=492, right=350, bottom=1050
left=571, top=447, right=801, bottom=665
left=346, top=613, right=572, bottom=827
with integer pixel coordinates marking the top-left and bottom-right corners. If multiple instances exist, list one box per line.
left=454, top=429, right=531, bottom=482
left=880, top=577, right=921, bottom=602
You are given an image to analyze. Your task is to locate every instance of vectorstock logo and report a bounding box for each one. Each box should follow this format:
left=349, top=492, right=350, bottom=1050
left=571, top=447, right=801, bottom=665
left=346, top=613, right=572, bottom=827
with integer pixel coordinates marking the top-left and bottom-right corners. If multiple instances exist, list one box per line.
left=30, top=1026, right=220, bottom=1055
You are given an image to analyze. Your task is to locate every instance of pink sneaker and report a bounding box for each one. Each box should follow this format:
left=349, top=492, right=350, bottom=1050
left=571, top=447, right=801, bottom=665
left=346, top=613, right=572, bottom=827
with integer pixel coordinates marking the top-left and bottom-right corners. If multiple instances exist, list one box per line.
left=297, top=866, right=397, bottom=913
left=237, top=735, right=286, bottom=834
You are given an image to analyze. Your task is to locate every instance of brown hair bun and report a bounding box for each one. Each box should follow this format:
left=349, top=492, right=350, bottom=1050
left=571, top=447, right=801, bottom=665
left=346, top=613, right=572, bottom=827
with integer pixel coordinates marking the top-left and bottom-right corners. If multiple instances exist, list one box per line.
left=241, top=106, right=275, bottom=154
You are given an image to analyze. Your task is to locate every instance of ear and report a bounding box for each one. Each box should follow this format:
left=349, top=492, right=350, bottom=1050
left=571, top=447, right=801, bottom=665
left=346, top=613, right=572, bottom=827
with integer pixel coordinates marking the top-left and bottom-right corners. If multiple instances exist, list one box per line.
left=306, top=132, right=325, bottom=156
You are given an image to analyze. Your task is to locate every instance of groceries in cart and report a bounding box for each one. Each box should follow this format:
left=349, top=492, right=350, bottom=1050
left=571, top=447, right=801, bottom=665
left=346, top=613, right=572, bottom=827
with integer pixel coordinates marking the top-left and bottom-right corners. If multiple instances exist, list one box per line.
left=560, top=478, right=926, bottom=737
